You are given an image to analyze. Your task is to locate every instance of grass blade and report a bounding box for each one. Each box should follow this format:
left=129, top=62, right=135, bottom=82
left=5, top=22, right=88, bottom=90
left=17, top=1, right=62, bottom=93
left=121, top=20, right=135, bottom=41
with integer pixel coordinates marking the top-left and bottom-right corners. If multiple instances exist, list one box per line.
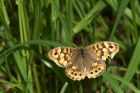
left=60, top=82, right=68, bottom=93
left=121, top=37, right=140, bottom=87
left=110, top=0, right=129, bottom=39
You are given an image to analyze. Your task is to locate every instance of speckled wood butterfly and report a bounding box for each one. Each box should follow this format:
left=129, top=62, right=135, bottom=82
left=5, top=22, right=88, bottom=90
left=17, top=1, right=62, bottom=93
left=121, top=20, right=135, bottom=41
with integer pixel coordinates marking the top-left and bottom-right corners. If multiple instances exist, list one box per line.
left=48, top=41, right=119, bottom=81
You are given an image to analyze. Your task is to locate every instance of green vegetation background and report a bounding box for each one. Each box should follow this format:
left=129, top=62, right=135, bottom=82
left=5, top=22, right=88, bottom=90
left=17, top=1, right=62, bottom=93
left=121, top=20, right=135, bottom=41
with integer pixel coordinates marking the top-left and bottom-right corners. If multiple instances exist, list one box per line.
left=0, top=0, right=140, bottom=93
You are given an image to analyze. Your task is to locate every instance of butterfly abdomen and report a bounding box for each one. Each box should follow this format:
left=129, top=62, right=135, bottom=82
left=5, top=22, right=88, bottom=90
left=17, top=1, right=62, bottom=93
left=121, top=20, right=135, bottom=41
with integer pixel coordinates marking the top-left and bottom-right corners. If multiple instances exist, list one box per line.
left=79, top=48, right=86, bottom=58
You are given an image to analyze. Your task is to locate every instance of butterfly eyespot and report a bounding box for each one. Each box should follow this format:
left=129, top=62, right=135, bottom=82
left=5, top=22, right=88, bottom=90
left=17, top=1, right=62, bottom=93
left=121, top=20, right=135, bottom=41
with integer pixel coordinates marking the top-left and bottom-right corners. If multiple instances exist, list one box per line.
left=71, top=72, right=73, bottom=74
left=54, top=51, right=58, bottom=55
left=79, top=73, right=82, bottom=76
left=74, top=73, right=77, bottom=76
left=90, top=72, right=93, bottom=74
left=109, top=45, right=113, bottom=48
left=94, top=70, right=98, bottom=73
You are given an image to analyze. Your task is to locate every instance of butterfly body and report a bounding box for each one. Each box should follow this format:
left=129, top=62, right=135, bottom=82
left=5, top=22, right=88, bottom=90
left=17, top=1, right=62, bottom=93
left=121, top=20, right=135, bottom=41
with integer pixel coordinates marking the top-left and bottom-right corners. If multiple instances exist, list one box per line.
left=78, top=48, right=86, bottom=58
left=48, top=41, right=119, bottom=81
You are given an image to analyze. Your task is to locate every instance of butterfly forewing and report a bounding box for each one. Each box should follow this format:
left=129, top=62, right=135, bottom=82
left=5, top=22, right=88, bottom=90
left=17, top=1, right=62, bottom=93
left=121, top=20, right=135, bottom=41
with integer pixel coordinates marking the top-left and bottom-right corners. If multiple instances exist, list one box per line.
left=86, top=41, right=119, bottom=61
left=48, top=47, right=74, bottom=67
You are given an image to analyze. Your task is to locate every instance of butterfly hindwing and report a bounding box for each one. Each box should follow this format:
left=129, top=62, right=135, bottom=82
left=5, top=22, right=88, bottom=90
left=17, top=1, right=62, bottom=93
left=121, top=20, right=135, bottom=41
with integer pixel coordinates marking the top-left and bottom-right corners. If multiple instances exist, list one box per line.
left=66, top=65, right=86, bottom=81
left=86, top=59, right=106, bottom=78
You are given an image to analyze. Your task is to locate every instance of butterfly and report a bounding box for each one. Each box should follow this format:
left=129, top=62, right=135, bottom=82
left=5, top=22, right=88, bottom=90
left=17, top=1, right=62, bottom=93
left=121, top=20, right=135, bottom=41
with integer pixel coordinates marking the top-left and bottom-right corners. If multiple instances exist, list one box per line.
left=48, top=41, right=119, bottom=81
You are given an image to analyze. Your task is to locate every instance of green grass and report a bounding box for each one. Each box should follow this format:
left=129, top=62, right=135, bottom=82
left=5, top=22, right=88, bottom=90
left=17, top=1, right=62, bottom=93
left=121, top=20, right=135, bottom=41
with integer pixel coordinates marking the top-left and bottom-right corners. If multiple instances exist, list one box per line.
left=0, top=0, right=140, bottom=93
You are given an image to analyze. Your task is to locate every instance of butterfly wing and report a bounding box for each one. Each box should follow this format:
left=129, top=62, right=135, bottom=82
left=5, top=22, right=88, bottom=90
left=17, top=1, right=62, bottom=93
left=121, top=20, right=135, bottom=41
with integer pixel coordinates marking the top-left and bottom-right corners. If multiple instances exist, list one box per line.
left=65, top=49, right=87, bottom=80
left=48, top=47, right=86, bottom=80
left=48, top=47, right=74, bottom=67
left=65, top=63, right=86, bottom=80
left=87, top=41, right=119, bottom=60
left=85, top=41, right=119, bottom=78
left=86, top=58, right=106, bottom=78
